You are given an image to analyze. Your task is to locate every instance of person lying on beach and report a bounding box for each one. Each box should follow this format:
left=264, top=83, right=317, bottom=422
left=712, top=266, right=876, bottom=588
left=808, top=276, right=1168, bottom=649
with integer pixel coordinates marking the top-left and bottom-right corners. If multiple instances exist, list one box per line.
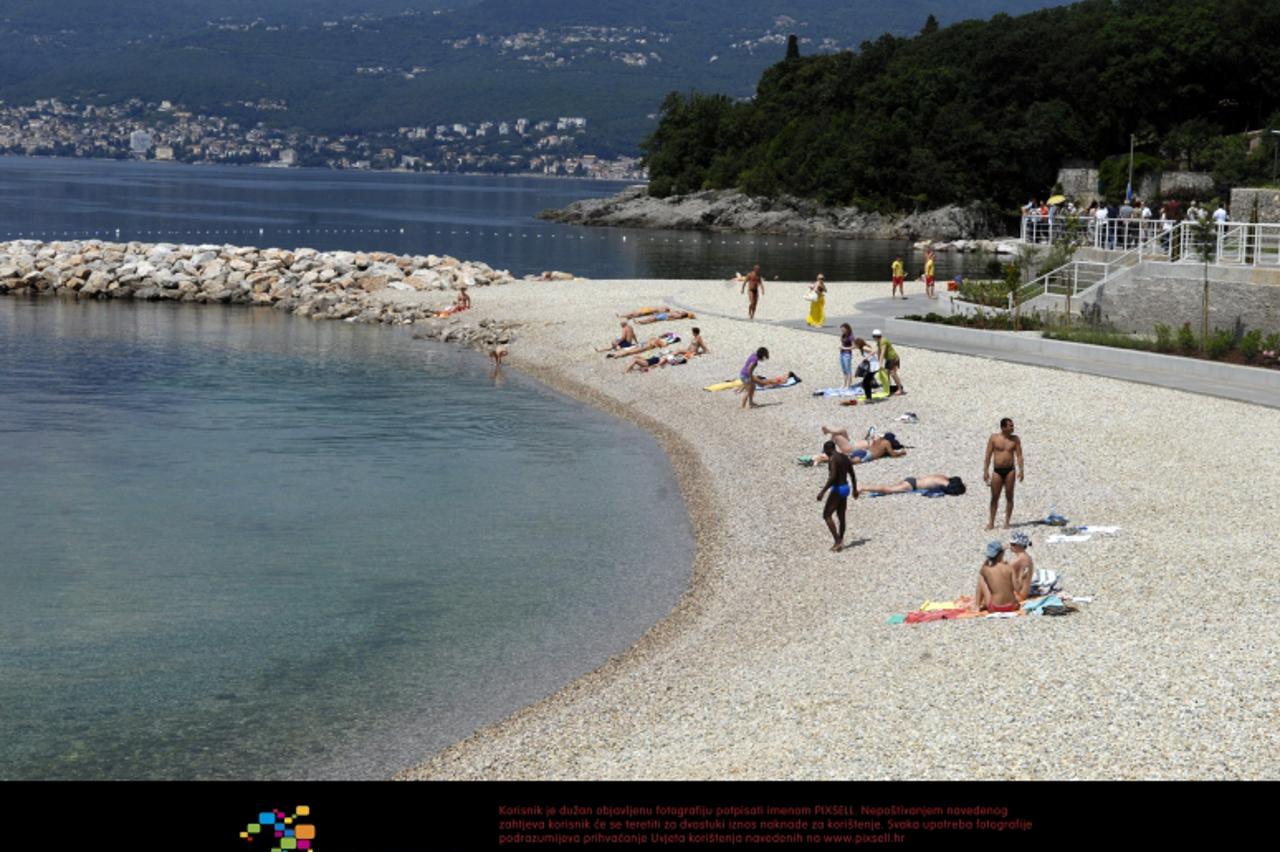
left=618, top=306, right=671, bottom=319
left=745, top=371, right=798, bottom=388
left=624, top=349, right=687, bottom=373
left=970, top=541, right=1022, bottom=613
left=856, top=474, right=963, bottom=496
left=605, top=332, right=678, bottom=358
left=633, top=309, right=696, bottom=324
left=597, top=321, right=639, bottom=352
left=817, top=426, right=905, bottom=464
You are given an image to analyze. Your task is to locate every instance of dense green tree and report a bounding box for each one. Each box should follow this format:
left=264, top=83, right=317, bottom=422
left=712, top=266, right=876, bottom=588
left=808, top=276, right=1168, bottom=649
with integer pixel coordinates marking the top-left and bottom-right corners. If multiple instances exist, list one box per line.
left=642, top=0, right=1280, bottom=211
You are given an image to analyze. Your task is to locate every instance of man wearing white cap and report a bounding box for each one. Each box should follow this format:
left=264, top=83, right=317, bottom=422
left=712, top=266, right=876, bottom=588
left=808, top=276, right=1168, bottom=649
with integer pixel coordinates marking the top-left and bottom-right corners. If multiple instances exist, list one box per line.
left=1008, top=531, right=1034, bottom=601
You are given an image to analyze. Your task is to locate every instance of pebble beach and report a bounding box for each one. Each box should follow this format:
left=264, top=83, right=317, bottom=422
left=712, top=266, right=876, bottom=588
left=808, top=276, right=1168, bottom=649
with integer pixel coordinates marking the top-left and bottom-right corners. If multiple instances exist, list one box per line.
left=398, top=275, right=1280, bottom=781
left=5, top=242, right=1277, bottom=780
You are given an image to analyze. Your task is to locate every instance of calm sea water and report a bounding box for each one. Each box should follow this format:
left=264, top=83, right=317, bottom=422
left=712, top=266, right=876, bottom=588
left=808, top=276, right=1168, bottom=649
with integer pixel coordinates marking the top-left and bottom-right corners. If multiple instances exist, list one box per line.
left=0, top=156, right=988, bottom=280
left=0, top=297, right=692, bottom=779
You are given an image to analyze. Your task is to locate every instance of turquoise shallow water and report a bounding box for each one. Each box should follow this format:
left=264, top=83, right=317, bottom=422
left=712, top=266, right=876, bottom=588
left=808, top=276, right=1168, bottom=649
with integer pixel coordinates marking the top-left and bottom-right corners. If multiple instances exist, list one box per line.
left=0, top=297, right=693, bottom=779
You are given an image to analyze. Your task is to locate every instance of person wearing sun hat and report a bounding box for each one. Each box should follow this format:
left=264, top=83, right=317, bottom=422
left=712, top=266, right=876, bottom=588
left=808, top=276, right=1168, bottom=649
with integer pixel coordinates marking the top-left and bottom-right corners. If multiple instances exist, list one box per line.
left=1008, top=531, right=1034, bottom=601
left=971, top=540, right=1021, bottom=613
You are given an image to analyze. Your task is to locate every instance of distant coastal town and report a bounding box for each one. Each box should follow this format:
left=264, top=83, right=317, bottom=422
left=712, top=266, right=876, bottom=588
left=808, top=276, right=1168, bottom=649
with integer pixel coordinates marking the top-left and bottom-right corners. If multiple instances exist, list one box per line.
left=0, top=97, right=646, bottom=180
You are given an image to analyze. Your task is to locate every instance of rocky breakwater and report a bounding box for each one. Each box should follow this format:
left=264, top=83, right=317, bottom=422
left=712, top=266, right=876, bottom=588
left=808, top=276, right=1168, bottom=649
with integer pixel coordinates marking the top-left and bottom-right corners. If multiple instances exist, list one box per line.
left=540, top=185, right=997, bottom=241
left=0, top=240, right=529, bottom=352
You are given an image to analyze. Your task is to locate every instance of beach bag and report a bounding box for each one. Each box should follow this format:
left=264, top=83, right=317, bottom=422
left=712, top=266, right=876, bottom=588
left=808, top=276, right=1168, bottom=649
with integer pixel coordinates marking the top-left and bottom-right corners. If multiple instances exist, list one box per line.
left=803, top=289, right=818, bottom=302
left=1029, top=568, right=1062, bottom=597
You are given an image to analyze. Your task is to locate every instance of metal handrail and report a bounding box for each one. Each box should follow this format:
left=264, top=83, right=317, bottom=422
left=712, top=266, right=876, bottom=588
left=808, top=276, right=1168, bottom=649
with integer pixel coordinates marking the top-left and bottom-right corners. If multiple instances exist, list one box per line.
left=1021, top=217, right=1280, bottom=266
left=1009, top=220, right=1185, bottom=310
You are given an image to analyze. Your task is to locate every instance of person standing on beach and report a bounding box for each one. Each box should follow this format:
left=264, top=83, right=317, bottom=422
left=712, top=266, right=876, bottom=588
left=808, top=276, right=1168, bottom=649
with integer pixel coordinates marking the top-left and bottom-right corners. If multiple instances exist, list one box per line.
left=817, top=439, right=857, bottom=552
left=983, top=417, right=1024, bottom=529
left=839, top=323, right=856, bottom=388
left=738, top=346, right=769, bottom=408
left=742, top=265, right=764, bottom=320
left=872, top=329, right=903, bottom=395
left=806, top=274, right=827, bottom=327
left=923, top=250, right=936, bottom=299
left=891, top=257, right=906, bottom=300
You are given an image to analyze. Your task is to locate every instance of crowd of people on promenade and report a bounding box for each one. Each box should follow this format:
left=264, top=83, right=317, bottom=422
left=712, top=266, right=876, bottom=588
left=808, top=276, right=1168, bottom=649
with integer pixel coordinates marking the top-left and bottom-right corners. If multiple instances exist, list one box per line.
left=1021, top=195, right=1232, bottom=250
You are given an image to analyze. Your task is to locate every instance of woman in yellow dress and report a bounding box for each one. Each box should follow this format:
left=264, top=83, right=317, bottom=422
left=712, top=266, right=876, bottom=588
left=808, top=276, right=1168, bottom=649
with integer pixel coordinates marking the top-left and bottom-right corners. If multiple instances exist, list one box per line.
left=806, top=274, right=827, bottom=327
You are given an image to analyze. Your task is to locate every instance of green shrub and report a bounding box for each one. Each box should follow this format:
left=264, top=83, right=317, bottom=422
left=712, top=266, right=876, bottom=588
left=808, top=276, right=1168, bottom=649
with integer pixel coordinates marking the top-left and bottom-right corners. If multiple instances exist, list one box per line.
left=1206, top=327, right=1234, bottom=359
left=647, top=176, right=675, bottom=199
left=957, top=278, right=1012, bottom=307
left=1176, top=322, right=1198, bottom=353
left=903, top=311, right=1045, bottom=331
left=1042, top=328, right=1158, bottom=351
left=1239, top=329, right=1263, bottom=362
left=1153, top=323, right=1174, bottom=353
left=1264, top=332, right=1280, bottom=353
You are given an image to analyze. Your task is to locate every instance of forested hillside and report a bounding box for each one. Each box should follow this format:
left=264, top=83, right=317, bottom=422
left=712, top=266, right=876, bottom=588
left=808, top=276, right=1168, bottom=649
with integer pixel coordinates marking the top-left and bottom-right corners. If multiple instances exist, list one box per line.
left=642, top=0, right=1280, bottom=210
left=0, top=1, right=1060, bottom=153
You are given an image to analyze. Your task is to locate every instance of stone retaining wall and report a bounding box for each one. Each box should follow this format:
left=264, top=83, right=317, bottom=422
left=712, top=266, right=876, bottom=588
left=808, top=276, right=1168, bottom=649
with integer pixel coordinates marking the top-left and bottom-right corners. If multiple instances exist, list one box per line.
left=1087, top=262, right=1280, bottom=334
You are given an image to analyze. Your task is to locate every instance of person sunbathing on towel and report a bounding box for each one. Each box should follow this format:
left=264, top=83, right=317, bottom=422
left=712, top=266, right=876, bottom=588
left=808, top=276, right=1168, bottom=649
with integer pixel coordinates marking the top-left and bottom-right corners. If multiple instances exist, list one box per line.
left=618, top=306, right=671, bottom=319
left=624, top=349, right=686, bottom=373
left=755, top=371, right=798, bottom=387
left=856, top=473, right=954, bottom=496
left=606, top=332, right=679, bottom=358
left=597, top=321, right=639, bottom=352
left=633, top=309, right=696, bottom=324
left=971, top=540, right=1022, bottom=613
left=817, top=427, right=906, bottom=464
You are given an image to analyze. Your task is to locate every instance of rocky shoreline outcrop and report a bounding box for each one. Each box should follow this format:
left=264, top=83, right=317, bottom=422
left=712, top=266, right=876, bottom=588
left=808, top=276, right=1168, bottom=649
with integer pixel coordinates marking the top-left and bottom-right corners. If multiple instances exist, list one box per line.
left=539, top=185, right=1000, bottom=241
left=0, top=240, right=552, bottom=351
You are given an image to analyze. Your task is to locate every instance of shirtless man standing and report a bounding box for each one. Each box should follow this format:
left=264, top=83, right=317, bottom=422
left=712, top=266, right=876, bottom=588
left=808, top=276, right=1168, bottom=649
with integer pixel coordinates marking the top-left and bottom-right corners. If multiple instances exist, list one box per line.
left=971, top=541, right=1021, bottom=613
left=983, top=417, right=1024, bottom=530
left=817, top=440, right=857, bottom=552
left=741, top=264, right=764, bottom=320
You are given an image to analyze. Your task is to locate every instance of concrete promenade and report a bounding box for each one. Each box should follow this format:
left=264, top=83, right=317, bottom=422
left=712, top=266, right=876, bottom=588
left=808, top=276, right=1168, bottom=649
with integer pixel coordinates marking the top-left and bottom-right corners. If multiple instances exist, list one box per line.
left=676, top=288, right=1280, bottom=409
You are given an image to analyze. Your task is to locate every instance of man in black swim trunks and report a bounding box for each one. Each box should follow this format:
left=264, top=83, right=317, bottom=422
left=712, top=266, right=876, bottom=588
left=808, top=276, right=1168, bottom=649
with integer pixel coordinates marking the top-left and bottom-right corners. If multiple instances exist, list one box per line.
left=984, top=417, right=1024, bottom=530
left=817, top=440, right=857, bottom=552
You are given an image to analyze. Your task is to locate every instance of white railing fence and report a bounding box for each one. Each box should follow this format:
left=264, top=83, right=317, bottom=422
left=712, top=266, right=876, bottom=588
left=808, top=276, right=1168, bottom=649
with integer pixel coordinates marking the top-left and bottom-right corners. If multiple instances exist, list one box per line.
left=1020, top=217, right=1280, bottom=267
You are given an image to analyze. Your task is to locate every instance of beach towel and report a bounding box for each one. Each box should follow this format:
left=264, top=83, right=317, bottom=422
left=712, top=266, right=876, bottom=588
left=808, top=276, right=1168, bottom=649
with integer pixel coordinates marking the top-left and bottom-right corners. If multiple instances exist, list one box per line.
left=1078, top=525, right=1120, bottom=535
left=1046, top=533, right=1091, bottom=543
left=812, top=385, right=891, bottom=400
left=892, top=593, right=1071, bottom=624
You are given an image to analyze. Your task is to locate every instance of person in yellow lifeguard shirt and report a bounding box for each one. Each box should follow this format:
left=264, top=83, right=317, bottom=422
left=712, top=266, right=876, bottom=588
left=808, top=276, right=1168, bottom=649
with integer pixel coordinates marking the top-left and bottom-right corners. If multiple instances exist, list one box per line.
left=891, top=257, right=906, bottom=299
left=924, top=249, right=936, bottom=299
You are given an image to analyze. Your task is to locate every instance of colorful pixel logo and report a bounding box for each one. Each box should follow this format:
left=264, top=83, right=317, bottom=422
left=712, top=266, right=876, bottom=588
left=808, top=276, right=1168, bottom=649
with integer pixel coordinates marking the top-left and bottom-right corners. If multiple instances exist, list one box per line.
left=239, top=805, right=315, bottom=851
